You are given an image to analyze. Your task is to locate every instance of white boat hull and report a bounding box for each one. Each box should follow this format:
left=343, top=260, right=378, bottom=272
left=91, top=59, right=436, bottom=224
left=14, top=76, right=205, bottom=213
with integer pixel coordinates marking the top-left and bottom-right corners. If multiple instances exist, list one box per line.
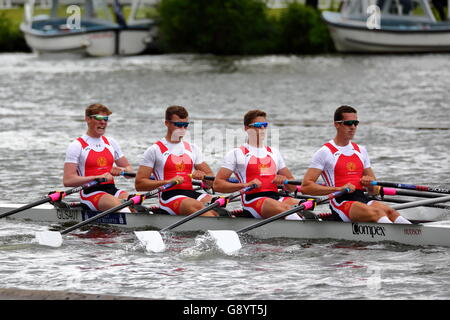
left=322, top=12, right=450, bottom=53
left=20, top=24, right=155, bottom=57
left=2, top=203, right=450, bottom=247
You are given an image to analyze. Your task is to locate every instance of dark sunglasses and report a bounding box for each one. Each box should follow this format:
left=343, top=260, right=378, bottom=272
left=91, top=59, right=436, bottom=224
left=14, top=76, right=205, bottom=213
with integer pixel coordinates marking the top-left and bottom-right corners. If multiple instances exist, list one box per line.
left=336, top=120, right=359, bottom=127
left=248, top=122, right=268, bottom=128
left=170, top=121, right=190, bottom=128
left=89, top=115, right=109, bottom=121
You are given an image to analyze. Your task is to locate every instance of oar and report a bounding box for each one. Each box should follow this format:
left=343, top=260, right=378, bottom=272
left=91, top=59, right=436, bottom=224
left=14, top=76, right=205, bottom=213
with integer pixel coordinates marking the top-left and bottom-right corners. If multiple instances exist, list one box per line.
left=372, top=195, right=450, bottom=210
left=35, top=180, right=179, bottom=248
left=203, top=175, right=302, bottom=186
left=203, top=175, right=239, bottom=183
left=0, top=178, right=106, bottom=219
left=371, top=181, right=450, bottom=195
left=134, top=184, right=258, bottom=253
left=120, top=172, right=136, bottom=177
left=208, top=188, right=350, bottom=255
left=391, top=194, right=450, bottom=210
left=380, top=187, right=446, bottom=199
left=282, top=179, right=302, bottom=185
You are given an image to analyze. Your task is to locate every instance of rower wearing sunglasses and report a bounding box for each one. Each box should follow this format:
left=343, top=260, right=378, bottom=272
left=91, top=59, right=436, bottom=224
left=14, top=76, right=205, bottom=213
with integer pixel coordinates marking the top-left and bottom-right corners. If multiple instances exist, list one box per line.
left=63, top=104, right=134, bottom=211
left=213, top=109, right=303, bottom=220
left=301, top=105, right=411, bottom=224
left=135, top=105, right=217, bottom=216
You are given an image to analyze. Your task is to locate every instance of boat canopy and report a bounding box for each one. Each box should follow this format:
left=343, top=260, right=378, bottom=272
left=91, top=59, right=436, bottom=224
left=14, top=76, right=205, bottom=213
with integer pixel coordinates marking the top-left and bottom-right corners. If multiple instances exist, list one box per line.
left=127, top=0, right=157, bottom=25
left=341, top=0, right=449, bottom=22
left=23, top=0, right=116, bottom=24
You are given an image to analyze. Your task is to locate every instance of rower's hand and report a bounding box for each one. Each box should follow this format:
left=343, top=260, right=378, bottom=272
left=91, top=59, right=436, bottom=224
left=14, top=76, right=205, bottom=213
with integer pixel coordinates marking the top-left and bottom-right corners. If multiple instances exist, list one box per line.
left=360, top=175, right=374, bottom=188
left=361, top=176, right=380, bottom=195
left=99, top=172, right=114, bottom=182
left=341, top=183, right=355, bottom=193
left=272, top=175, right=287, bottom=186
left=246, top=178, right=262, bottom=188
left=191, top=170, right=206, bottom=181
left=170, top=175, right=184, bottom=185
left=110, top=167, right=124, bottom=176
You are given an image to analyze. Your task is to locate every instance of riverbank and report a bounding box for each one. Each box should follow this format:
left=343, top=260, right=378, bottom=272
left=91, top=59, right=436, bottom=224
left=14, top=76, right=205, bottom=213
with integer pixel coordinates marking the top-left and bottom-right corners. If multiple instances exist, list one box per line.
left=0, top=287, right=150, bottom=300
left=0, top=9, right=29, bottom=52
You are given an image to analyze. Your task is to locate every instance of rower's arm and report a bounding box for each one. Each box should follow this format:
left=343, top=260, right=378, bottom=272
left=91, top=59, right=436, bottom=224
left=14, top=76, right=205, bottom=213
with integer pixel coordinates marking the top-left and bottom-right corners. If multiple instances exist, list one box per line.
left=277, top=167, right=296, bottom=193
left=115, top=156, right=133, bottom=172
left=362, top=167, right=379, bottom=195
left=301, top=168, right=341, bottom=196
left=213, top=168, right=245, bottom=193
left=194, top=162, right=214, bottom=188
left=63, top=162, right=112, bottom=187
left=135, top=165, right=168, bottom=191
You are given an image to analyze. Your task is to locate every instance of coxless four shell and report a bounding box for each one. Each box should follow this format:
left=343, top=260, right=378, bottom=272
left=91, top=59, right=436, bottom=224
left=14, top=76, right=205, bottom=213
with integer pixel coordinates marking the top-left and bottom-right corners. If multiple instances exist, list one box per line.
left=1, top=202, right=450, bottom=247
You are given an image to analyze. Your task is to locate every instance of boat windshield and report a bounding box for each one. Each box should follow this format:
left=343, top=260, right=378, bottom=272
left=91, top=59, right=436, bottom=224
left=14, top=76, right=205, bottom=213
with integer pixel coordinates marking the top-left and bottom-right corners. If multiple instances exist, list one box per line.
left=127, top=0, right=157, bottom=24
left=42, top=0, right=114, bottom=22
left=342, top=0, right=438, bottom=22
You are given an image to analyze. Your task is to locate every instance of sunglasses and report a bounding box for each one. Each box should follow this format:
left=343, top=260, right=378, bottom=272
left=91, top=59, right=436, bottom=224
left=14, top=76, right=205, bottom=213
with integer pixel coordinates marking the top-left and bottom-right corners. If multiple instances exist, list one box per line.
left=89, top=115, right=109, bottom=121
left=170, top=121, right=190, bottom=128
left=336, top=120, right=359, bottom=127
left=248, top=122, right=268, bottom=128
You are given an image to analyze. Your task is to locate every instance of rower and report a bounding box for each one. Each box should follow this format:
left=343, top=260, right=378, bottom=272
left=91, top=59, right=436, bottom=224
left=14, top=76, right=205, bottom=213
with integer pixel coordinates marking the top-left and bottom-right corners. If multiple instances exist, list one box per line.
left=63, top=103, right=134, bottom=211
left=213, top=109, right=304, bottom=220
left=301, top=105, right=411, bottom=224
left=135, top=105, right=218, bottom=216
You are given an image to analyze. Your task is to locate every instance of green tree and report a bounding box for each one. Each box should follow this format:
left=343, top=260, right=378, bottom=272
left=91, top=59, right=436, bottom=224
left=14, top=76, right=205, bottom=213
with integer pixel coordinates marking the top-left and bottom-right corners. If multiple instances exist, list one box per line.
left=276, top=2, right=334, bottom=54
left=158, top=0, right=277, bottom=55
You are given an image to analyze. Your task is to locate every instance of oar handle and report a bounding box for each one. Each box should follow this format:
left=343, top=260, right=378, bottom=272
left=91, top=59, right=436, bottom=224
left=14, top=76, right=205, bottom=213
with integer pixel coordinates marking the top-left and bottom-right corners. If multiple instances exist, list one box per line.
left=282, top=180, right=302, bottom=185
left=120, top=172, right=136, bottom=177
left=60, top=181, right=178, bottom=235
left=202, top=176, right=239, bottom=183
left=371, top=181, right=450, bottom=195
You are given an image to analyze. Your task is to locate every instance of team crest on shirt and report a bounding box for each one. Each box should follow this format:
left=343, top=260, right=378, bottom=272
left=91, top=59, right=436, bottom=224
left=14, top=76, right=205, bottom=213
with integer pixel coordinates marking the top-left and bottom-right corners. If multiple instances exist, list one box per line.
left=346, top=162, right=357, bottom=171
left=97, top=156, right=108, bottom=167
left=258, top=163, right=271, bottom=174
left=175, top=161, right=186, bottom=172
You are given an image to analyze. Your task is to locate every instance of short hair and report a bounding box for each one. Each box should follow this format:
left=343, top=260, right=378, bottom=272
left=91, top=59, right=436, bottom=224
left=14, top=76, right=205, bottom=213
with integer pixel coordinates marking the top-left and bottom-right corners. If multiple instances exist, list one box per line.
left=244, top=109, right=267, bottom=126
left=165, top=105, right=189, bottom=120
left=334, top=105, right=357, bottom=121
left=85, top=104, right=112, bottom=117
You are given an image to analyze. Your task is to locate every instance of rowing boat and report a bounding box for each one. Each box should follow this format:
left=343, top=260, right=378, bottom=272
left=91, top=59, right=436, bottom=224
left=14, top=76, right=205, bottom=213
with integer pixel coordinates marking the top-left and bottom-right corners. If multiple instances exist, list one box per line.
left=1, top=202, right=450, bottom=247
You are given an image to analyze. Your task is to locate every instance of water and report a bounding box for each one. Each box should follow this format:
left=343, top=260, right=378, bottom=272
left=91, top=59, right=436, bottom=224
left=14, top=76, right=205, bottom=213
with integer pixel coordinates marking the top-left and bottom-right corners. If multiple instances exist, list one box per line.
left=0, top=52, right=450, bottom=300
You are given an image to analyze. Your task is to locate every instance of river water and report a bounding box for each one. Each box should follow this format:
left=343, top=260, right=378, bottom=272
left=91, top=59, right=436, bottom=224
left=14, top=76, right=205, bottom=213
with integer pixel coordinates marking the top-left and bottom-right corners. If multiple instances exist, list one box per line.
left=0, top=52, right=449, bottom=301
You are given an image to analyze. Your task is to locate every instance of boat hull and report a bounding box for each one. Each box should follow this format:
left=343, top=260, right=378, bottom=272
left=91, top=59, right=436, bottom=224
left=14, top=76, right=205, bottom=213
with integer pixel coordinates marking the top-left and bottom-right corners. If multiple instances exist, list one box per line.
left=322, top=11, right=450, bottom=53
left=20, top=22, right=155, bottom=57
left=2, top=203, right=450, bottom=247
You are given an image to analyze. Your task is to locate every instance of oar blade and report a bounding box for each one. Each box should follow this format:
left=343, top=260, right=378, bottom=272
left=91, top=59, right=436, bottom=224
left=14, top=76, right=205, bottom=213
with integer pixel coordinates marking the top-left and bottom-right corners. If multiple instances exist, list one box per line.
left=207, top=230, right=242, bottom=255
left=134, top=231, right=166, bottom=253
left=35, top=231, right=63, bottom=247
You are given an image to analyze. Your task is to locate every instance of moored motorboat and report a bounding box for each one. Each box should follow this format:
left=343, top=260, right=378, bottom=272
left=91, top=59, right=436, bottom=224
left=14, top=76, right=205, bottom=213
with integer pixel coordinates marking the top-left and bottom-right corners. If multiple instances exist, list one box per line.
left=1, top=201, right=450, bottom=247
left=322, top=0, right=450, bottom=53
left=20, top=0, right=157, bottom=56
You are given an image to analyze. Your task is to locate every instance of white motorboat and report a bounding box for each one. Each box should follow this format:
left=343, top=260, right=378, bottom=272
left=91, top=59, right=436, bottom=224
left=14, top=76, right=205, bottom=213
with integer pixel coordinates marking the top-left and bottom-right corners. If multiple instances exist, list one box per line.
left=20, top=0, right=157, bottom=56
left=322, top=0, right=450, bottom=53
